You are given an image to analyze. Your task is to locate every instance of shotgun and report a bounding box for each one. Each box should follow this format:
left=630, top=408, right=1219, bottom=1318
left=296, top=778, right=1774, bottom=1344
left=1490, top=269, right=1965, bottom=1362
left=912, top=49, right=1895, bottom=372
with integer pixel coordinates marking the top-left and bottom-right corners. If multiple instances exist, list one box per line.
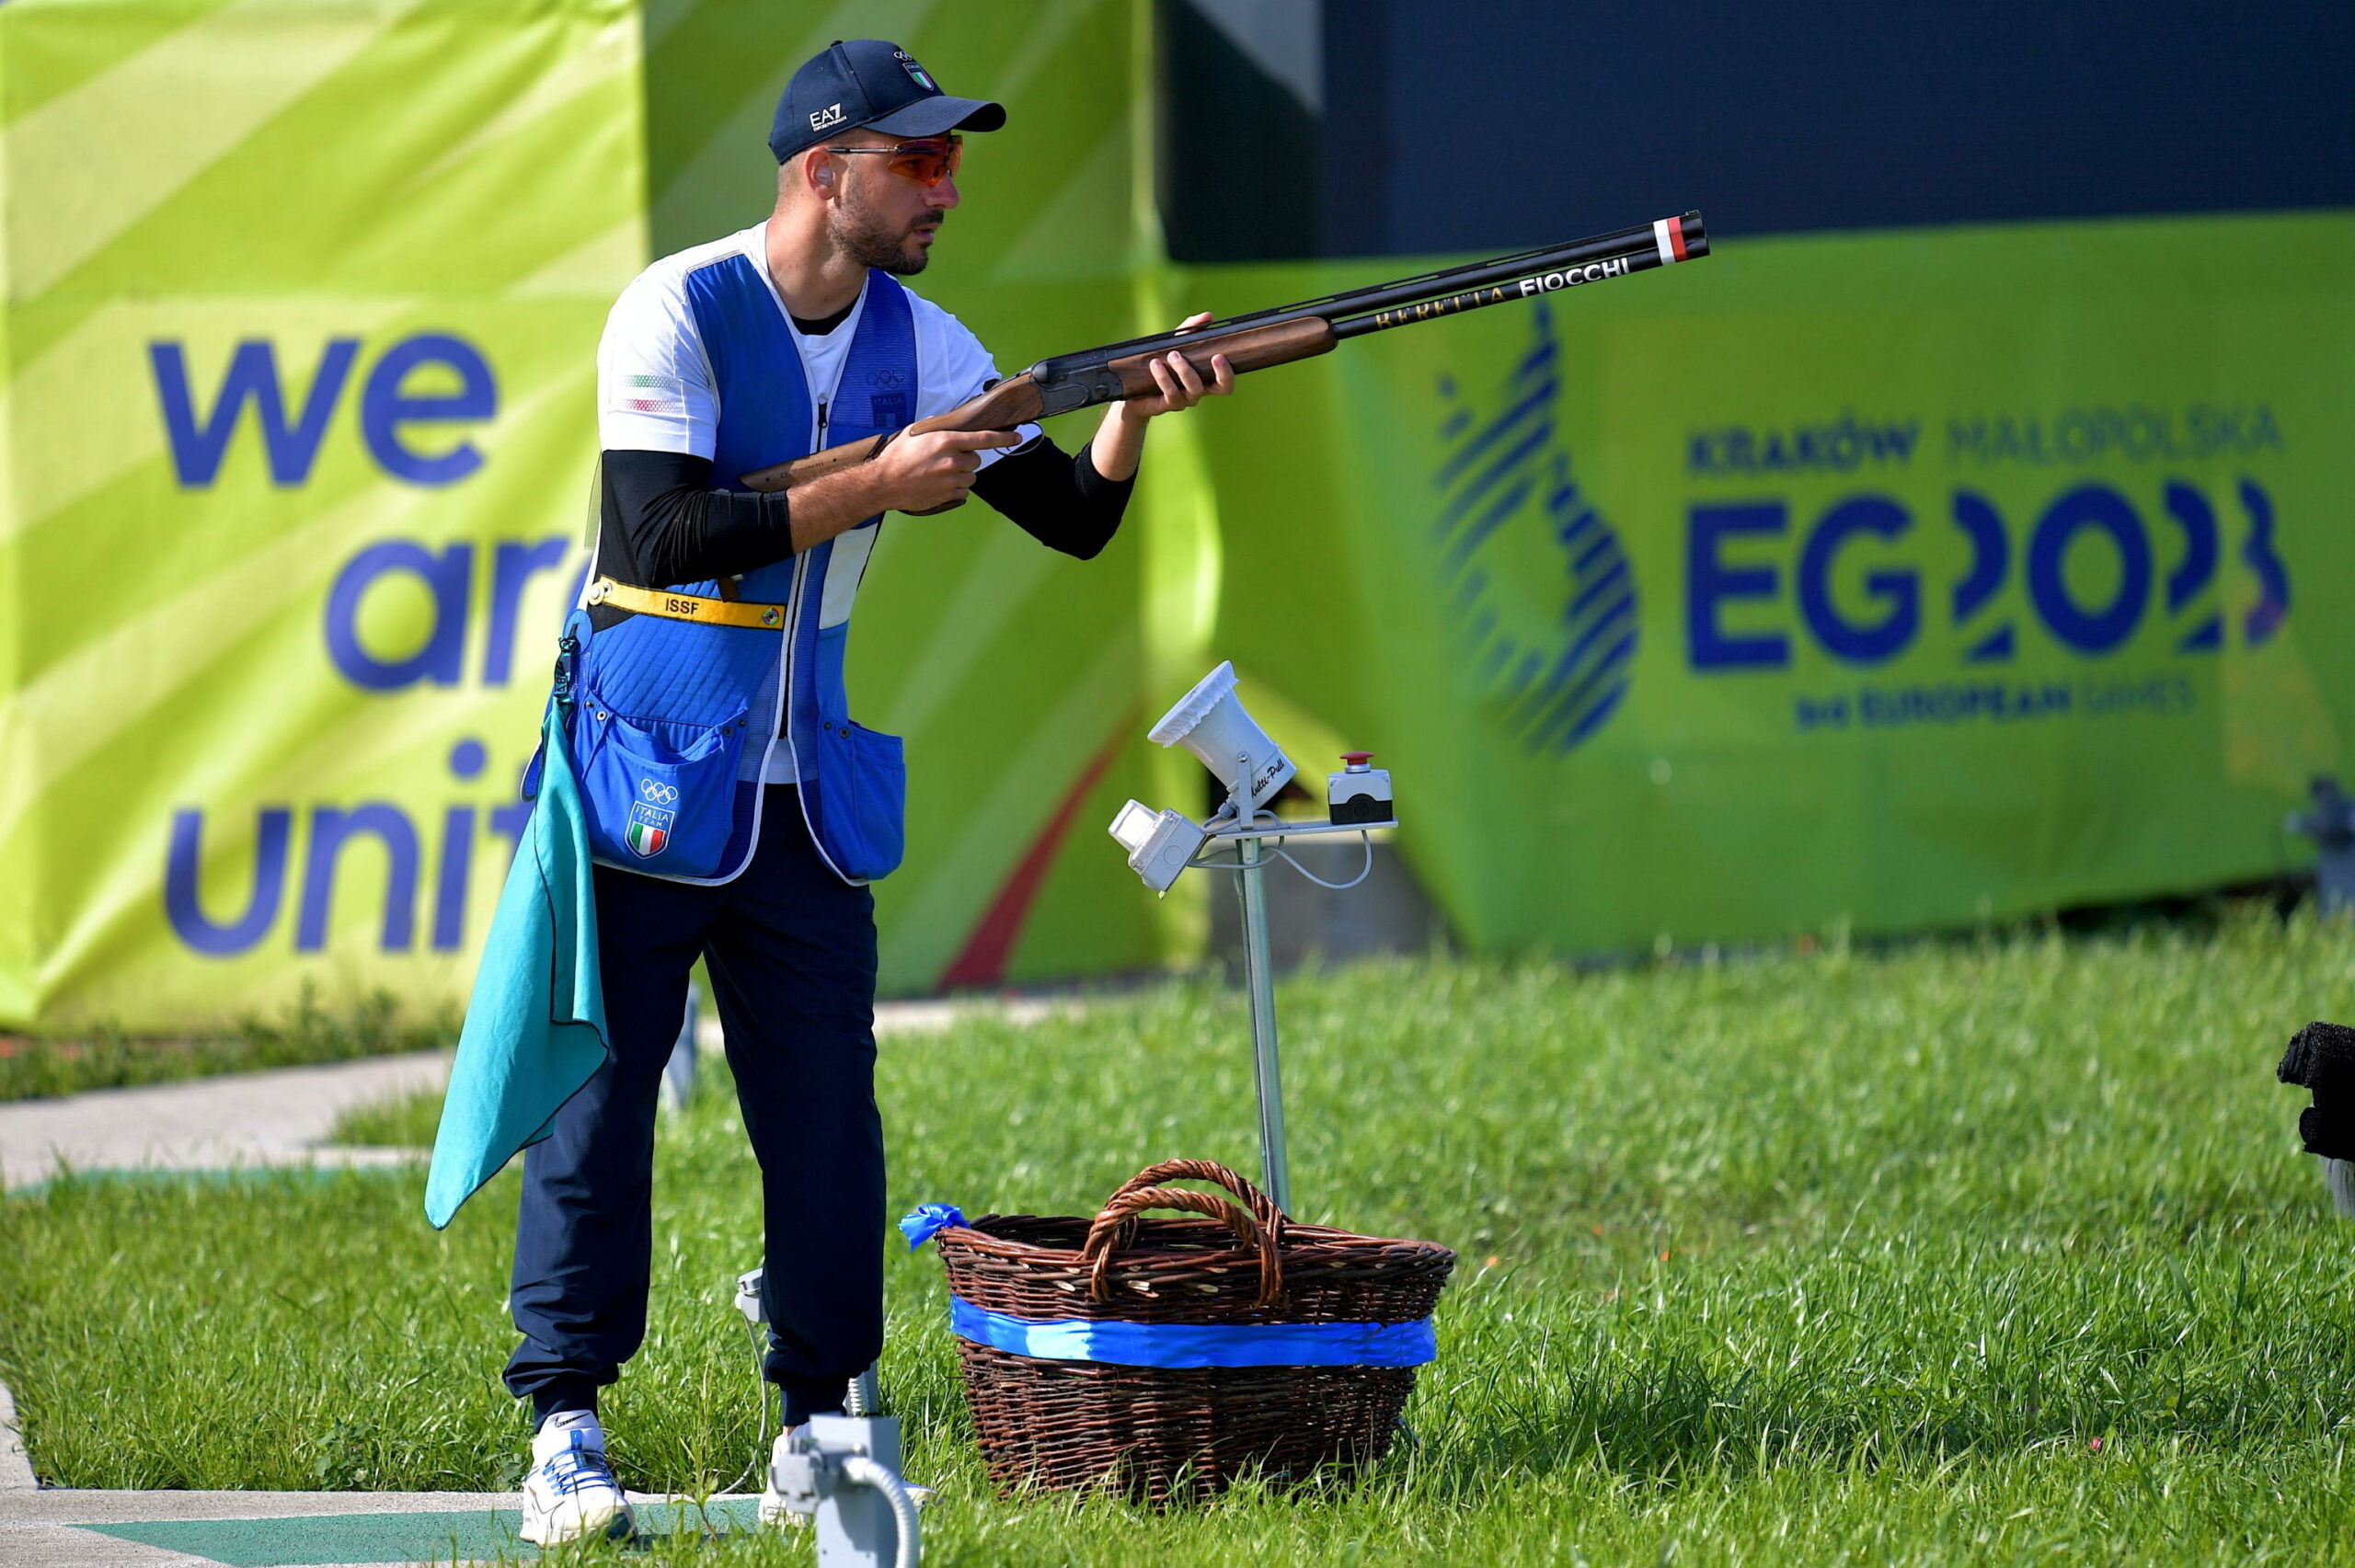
left=740, top=211, right=1708, bottom=497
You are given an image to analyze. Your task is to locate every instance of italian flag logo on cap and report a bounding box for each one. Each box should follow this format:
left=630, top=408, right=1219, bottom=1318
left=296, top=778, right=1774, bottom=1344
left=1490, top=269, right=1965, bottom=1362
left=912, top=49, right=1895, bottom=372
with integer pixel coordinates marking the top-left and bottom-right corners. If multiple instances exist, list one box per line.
left=897, top=51, right=936, bottom=91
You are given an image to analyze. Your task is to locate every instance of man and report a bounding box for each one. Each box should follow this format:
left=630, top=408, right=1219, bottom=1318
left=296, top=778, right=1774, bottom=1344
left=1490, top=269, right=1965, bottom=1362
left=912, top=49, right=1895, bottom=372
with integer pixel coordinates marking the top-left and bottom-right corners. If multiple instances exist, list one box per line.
left=508, top=40, right=1232, bottom=1544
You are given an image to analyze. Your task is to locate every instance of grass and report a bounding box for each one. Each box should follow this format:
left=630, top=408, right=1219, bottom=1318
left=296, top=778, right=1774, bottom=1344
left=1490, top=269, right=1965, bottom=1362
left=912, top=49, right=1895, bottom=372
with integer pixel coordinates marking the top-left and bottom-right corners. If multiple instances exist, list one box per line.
left=0, top=985, right=455, bottom=1102
left=327, top=1083, right=450, bottom=1149
left=8, top=909, right=2355, bottom=1563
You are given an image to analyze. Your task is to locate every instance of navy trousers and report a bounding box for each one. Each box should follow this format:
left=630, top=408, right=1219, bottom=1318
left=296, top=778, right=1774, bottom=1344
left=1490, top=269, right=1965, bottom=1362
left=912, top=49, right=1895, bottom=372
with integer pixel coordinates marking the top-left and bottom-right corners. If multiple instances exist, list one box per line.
left=504, top=787, right=884, bottom=1426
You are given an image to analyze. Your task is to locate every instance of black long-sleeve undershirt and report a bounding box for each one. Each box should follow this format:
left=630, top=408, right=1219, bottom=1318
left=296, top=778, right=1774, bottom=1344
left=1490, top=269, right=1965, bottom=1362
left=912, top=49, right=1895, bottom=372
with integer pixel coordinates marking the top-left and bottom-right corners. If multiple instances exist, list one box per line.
left=595, top=437, right=1134, bottom=590
left=973, top=436, right=1135, bottom=560
left=595, top=449, right=792, bottom=588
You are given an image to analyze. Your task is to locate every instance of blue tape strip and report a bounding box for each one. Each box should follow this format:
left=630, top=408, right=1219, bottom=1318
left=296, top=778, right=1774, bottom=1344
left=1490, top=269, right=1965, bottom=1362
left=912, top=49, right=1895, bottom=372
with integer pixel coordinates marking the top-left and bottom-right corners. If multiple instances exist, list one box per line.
left=949, top=1296, right=1437, bottom=1369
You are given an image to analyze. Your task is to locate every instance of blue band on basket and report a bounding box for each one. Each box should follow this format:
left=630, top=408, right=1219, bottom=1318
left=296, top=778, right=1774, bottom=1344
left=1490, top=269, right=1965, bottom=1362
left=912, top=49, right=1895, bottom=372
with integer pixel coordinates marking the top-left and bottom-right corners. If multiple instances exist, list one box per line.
left=949, top=1297, right=1437, bottom=1368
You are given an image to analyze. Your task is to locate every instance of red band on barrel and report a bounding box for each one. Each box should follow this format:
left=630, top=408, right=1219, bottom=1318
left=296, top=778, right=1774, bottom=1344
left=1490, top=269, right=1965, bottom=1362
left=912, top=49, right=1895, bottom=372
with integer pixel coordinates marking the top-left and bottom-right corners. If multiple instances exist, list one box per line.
left=1667, top=215, right=1689, bottom=262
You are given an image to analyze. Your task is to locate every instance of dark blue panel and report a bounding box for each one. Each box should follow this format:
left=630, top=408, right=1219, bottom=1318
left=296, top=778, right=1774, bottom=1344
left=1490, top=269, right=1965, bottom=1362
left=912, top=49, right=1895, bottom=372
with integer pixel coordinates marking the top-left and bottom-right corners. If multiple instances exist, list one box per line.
left=1315, top=0, right=2354, bottom=254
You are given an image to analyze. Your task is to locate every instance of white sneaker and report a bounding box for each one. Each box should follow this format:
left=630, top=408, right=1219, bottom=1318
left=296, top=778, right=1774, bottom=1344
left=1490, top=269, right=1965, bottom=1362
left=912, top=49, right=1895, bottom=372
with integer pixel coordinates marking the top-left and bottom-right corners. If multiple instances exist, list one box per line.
left=520, top=1413, right=635, bottom=1545
left=759, top=1425, right=932, bottom=1528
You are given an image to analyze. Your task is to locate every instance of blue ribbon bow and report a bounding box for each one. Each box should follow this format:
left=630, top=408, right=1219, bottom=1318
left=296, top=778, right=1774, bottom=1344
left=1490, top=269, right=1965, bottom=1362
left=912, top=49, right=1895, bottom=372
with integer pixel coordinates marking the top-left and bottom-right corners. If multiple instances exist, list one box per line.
left=898, top=1203, right=970, bottom=1250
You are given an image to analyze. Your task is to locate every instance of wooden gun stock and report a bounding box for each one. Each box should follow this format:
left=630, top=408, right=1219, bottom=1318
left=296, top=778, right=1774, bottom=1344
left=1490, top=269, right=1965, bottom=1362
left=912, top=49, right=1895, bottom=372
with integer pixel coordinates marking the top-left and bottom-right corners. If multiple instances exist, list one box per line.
left=734, top=376, right=1041, bottom=496
left=737, top=315, right=1336, bottom=495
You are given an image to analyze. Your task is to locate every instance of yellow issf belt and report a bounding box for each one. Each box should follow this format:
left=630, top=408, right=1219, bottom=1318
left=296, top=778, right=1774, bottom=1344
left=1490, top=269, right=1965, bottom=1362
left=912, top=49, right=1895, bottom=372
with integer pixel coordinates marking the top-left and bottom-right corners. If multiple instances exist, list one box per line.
left=587, top=577, right=787, bottom=629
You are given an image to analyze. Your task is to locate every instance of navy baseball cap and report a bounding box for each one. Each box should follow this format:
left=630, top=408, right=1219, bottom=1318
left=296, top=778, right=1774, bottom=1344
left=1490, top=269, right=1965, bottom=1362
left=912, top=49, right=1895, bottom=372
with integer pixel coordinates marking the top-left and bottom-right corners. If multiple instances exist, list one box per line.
left=769, top=39, right=1005, bottom=164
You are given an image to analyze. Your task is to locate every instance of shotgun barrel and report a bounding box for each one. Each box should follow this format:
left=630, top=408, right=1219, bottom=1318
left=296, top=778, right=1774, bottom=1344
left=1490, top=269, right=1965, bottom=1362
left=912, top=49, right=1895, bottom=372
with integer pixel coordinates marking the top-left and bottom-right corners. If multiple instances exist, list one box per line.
left=1331, top=212, right=1705, bottom=340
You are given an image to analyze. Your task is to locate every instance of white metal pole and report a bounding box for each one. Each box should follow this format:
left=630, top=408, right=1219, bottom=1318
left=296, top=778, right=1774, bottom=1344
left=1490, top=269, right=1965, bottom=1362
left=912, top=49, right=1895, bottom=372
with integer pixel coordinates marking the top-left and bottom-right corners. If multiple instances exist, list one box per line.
left=1235, top=830, right=1291, bottom=1213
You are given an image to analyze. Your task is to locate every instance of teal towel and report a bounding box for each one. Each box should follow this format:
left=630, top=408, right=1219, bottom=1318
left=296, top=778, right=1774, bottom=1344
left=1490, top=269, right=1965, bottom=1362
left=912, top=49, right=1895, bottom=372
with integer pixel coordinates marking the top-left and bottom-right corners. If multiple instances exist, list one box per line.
left=425, top=708, right=607, bottom=1229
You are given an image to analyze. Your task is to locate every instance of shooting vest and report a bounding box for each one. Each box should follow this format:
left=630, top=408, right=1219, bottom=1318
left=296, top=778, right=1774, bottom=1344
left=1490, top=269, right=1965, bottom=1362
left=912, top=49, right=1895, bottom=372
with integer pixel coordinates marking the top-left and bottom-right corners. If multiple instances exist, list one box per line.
left=548, top=262, right=914, bottom=887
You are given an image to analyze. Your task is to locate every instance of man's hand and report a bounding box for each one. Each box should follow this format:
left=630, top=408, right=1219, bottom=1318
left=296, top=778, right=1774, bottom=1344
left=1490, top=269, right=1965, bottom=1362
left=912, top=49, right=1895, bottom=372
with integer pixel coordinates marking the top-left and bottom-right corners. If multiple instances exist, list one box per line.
left=1116, top=312, right=1237, bottom=420
left=868, top=427, right=1026, bottom=513
left=1090, top=312, right=1235, bottom=482
left=787, top=426, right=1023, bottom=548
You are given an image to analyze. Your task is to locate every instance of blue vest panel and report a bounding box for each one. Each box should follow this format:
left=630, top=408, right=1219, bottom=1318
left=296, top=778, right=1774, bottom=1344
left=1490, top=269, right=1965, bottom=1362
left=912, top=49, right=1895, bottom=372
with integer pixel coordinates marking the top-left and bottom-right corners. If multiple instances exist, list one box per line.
left=560, top=258, right=916, bottom=887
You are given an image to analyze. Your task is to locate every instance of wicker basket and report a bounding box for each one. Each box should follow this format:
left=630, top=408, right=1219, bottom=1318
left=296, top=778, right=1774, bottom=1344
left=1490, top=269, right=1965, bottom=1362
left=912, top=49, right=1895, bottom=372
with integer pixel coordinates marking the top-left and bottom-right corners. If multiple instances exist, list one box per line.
left=931, top=1159, right=1454, bottom=1504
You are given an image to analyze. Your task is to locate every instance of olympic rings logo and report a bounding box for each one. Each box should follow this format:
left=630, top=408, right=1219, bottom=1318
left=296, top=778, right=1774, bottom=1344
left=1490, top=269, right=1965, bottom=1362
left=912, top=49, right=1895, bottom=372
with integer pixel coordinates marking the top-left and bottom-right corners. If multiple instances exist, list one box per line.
left=639, top=780, right=679, bottom=804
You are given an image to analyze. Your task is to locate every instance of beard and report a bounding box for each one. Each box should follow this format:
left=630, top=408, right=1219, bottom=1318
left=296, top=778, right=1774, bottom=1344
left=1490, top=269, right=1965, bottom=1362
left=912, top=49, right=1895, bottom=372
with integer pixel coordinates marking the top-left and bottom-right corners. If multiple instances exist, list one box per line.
left=831, top=186, right=936, bottom=276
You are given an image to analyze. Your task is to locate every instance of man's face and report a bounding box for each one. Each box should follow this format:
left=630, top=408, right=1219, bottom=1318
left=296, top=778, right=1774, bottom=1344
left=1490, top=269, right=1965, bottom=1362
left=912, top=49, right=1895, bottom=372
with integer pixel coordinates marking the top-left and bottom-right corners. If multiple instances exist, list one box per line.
left=819, top=128, right=960, bottom=276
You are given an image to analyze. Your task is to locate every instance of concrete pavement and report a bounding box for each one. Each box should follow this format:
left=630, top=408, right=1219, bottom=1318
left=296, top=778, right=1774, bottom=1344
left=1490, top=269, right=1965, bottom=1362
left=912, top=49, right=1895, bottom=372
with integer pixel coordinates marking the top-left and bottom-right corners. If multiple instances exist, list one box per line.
left=0, top=1050, right=449, bottom=1195
left=0, top=993, right=1075, bottom=1195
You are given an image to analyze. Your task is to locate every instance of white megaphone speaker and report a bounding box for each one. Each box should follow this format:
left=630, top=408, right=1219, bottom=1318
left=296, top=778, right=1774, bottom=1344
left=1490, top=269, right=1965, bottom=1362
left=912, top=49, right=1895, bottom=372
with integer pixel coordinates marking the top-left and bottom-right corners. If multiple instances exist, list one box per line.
left=1149, top=661, right=1296, bottom=812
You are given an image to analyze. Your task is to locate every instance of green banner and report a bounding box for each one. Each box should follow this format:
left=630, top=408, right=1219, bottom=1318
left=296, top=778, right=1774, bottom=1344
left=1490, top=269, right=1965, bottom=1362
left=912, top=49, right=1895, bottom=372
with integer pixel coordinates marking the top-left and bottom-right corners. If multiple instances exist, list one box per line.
left=1195, top=212, right=2355, bottom=951
left=0, top=0, right=649, bottom=1027
left=0, top=0, right=1198, bottom=1030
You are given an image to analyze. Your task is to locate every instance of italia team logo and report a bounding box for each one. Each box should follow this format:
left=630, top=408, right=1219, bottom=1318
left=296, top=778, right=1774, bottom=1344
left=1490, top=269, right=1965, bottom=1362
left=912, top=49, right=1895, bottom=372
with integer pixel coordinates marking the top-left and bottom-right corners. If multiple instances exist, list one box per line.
left=894, top=51, right=936, bottom=91
left=1430, top=300, right=1638, bottom=754
left=626, top=779, right=677, bottom=858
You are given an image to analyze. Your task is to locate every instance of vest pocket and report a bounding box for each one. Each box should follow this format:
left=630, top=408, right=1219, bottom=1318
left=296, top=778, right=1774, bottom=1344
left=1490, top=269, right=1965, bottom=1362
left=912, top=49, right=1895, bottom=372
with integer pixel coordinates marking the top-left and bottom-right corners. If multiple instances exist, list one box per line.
left=816, top=717, right=906, bottom=881
left=572, top=688, right=748, bottom=878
